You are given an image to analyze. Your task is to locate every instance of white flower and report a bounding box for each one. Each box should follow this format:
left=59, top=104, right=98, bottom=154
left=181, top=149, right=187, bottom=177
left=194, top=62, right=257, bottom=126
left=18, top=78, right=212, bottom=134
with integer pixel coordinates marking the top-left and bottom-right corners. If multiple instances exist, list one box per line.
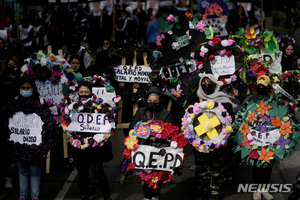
left=199, top=101, right=207, bottom=109
left=69, top=86, right=76, bottom=91
left=189, top=21, right=194, bottom=29
left=78, top=106, right=84, bottom=111
left=168, top=30, right=173, bottom=35
left=110, top=122, right=116, bottom=129
left=21, top=64, right=28, bottom=73
left=221, top=40, right=228, bottom=47
left=24, top=58, right=30, bottom=64
left=200, top=46, right=208, bottom=53
left=60, top=75, right=68, bottom=84
left=93, top=134, right=105, bottom=143
left=68, top=104, right=74, bottom=111
left=171, top=141, right=178, bottom=149
left=40, top=58, right=47, bottom=66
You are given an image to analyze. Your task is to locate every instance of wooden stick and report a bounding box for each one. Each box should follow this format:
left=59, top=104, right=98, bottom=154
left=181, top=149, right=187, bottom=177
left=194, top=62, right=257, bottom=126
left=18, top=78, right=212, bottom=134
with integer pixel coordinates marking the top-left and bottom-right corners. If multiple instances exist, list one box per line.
left=133, top=51, right=137, bottom=66
left=58, top=49, right=63, bottom=57
left=143, top=52, right=148, bottom=66
left=47, top=45, right=52, bottom=54
left=46, top=151, right=50, bottom=174
left=167, top=99, right=172, bottom=112
left=115, top=99, right=124, bottom=157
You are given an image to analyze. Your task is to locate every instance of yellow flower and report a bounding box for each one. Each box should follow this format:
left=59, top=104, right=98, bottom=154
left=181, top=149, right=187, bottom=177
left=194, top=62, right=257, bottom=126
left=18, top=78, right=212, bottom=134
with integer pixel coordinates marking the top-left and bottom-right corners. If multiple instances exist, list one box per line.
left=81, top=144, right=87, bottom=150
left=190, top=113, right=195, bottom=119
left=207, top=101, right=214, bottom=109
left=225, top=126, right=232, bottom=133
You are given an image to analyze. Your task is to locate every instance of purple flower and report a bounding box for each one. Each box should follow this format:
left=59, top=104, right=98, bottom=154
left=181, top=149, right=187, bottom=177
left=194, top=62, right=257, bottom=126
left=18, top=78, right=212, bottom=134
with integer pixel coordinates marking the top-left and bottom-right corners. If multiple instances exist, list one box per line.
left=222, top=112, right=227, bottom=117
left=53, top=65, right=61, bottom=72
left=214, top=102, right=219, bottom=107
left=260, top=126, right=268, bottom=133
left=188, top=107, right=194, bottom=113
left=201, top=0, right=210, bottom=9
left=50, top=77, right=58, bottom=84
left=274, top=135, right=291, bottom=150
left=66, top=72, right=75, bottom=81
left=185, top=130, right=195, bottom=139
left=219, top=49, right=226, bottom=56
left=247, top=69, right=255, bottom=78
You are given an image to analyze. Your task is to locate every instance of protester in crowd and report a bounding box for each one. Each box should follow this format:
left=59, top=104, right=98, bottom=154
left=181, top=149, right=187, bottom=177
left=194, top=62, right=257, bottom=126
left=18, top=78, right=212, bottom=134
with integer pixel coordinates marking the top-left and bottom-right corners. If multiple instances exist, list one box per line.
left=281, top=41, right=300, bottom=71
left=4, top=16, right=13, bottom=43
left=68, top=54, right=86, bottom=78
left=18, top=18, right=34, bottom=54
left=32, top=17, right=46, bottom=52
left=145, top=11, right=161, bottom=51
left=0, top=37, right=7, bottom=63
left=134, top=2, right=147, bottom=43
left=129, top=86, right=174, bottom=200
left=64, top=34, right=92, bottom=70
left=186, top=74, right=235, bottom=200
left=241, top=75, right=274, bottom=200
left=125, top=6, right=139, bottom=42
left=0, top=22, right=8, bottom=43
left=70, top=81, right=112, bottom=200
left=248, top=1, right=265, bottom=30
left=115, top=9, right=129, bottom=46
left=7, top=38, right=31, bottom=65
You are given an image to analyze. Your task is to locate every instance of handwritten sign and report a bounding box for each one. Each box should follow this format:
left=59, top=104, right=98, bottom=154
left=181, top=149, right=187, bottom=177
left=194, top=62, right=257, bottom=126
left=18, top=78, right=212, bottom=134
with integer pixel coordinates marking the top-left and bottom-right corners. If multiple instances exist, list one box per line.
left=92, top=87, right=116, bottom=107
left=247, top=129, right=280, bottom=146
left=254, top=52, right=282, bottom=74
left=131, top=145, right=184, bottom=172
left=172, top=31, right=191, bottom=51
left=114, top=65, right=152, bottom=83
left=203, top=18, right=228, bottom=37
left=66, top=113, right=112, bottom=133
left=35, top=80, right=64, bottom=104
left=210, top=55, right=235, bottom=75
left=159, top=60, right=197, bottom=80
left=8, top=112, right=44, bottom=145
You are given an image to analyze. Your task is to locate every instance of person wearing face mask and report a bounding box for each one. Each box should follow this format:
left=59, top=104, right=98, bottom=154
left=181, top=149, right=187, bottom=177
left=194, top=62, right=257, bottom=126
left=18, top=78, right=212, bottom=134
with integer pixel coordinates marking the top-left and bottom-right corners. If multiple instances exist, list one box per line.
left=69, top=81, right=112, bottom=200
left=129, top=86, right=174, bottom=200
left=186, top=73, right=235, bottom=200
left=0, top=56, right=22, bottom=105
left=0, top=76, right=56, bottom=200
left=241, top=75, right=274, bottom=200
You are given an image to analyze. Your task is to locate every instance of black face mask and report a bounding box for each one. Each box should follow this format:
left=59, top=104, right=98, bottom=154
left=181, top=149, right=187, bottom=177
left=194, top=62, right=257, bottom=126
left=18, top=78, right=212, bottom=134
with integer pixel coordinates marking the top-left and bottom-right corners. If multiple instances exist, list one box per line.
left=202, top=85, right=215, bottom=95
left=146, top=102, right=160, bottom=111
left=257, top=87, right=270, bottom=94
left=7, top=66, right=19, bottom=75
left=79, top=95, right=92, bottom=101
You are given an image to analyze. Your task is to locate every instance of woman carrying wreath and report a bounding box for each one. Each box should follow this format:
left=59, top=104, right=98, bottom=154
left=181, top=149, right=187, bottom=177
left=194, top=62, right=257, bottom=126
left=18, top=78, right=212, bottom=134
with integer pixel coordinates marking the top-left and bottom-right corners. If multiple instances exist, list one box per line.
left=186, top=73, right=235, bottom=200
left=0, top=76, right=57, bottom=200
left=241, top=75, right=274, bottom=200
left=65, top=81, right=112, bottom=200
left=129, top=86, right=175, bottom=200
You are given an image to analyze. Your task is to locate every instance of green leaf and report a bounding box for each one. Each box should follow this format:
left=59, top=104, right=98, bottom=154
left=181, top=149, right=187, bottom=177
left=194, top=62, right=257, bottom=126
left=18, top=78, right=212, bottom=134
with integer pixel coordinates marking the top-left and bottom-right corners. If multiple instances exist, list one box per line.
left=252, top=143, right=259, bottom=150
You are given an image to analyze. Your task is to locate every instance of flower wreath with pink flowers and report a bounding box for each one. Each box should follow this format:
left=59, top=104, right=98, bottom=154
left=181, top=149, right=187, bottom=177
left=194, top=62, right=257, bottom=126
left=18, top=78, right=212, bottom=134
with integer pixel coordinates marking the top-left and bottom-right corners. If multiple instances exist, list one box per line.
left=121, top=120, right=188, bottom=189
left=182, top=99, right=233, bottom=153
left=61, top=96, right=116, bottom=149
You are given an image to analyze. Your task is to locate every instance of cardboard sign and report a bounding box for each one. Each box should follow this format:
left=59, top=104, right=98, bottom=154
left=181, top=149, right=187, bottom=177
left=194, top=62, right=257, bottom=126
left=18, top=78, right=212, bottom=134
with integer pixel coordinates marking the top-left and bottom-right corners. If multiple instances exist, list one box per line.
left=66, top=113, right=112, bottom=133
left=8, top=112, right=44, bottom=145
left=92, top=87, right=116, bottom=107
left=247, top=129, right=280, bottom=146
left=114, top=65, right=152, bottom=83
left=35, top=80, right=64, bottom=104
left=210, top=55, right=235, bottom=75
left=254, top=52, right=282, bottom=74
left=131, top=145, right=184, bottom=172
left=159, top=61, right=197, bottom=80
left=203, top=18, right=228, bottom=37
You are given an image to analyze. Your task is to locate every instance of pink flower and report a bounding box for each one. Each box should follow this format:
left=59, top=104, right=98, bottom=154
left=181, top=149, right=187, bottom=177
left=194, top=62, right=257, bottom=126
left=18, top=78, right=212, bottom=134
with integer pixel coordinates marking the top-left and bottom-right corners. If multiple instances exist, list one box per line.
left=219, top=49, right=226, bottom=56
left=75, top=140, right=81, bottom=148
left=156, top=134, right=162, bottom=138
left=227, top=39, right=234, bottom=46
left=200, top=52, right=205, bottom=57
left=196, top=21, right=206, bottom=32
left=167, top=14, right=175, bottom=22
left=230, top=75, right=237, bottom=81
left=170, top=85, right=183, bottom=99
left=193, top=103, right=201, bottom=114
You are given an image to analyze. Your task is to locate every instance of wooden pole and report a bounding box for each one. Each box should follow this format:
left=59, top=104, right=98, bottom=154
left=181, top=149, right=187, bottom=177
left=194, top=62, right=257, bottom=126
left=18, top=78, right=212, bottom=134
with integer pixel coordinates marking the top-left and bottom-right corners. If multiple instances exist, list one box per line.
left=113, top=0, right=116, bottom=41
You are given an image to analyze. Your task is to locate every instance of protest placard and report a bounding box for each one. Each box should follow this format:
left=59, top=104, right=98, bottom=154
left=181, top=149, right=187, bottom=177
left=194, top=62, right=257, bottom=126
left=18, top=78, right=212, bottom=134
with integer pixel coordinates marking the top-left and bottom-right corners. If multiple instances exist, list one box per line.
left=35, top=80, right=64, bottom=104
left=92, top=87, right=116, bottom=107
left=66, top=113, right=112, bottom=133
left=203, top=17, right=228, bottom=37
left=114, top=65, right=152, bottom=83
left=9, top=112, right=44, bottom=145
left=210, top=55, right=235, bottom=75
left=131, top=145, right=184, bottom=172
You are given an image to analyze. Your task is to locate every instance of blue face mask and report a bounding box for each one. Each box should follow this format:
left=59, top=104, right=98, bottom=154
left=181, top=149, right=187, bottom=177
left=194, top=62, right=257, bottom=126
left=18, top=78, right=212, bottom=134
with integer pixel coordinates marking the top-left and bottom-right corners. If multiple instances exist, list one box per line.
left=20, top=90, right=33, bottom=98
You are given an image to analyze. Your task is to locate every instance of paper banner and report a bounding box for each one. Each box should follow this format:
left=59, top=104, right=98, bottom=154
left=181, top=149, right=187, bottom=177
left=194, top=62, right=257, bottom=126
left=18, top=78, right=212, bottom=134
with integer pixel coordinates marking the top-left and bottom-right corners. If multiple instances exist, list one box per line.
left=35, top=80, right=64, bottom=104
left=131, top=145, right=184, bottom=172
left=273, top=84, right=295, bottom=100
left=247, top=129, right=281, bottom=147
left=203, top=18, right=228, bottom=37
left=114, top=65, right=152, bottom=83
left=66, top=113, right=112, bottom=133
left=159, top=60, right=197, bottom=80
left=210, top=55, right=235, bottom=75
left=92, top=87, right=116, bottom=107
left=254, top=52, right=282, bottom=74
left=8, top=112, right=44, bottom=145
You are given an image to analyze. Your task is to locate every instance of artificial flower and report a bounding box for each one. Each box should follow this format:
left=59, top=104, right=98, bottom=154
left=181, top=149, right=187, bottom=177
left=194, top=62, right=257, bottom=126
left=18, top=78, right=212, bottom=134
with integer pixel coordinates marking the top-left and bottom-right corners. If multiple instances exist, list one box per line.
left=247, top=111, right=257, bottom=123
left=258, top=147, right=274, bottom=163
left=212, top=37, right=221, bottom=46
left=274, top=134, right=291, bottom=150
left=209, top=55, right=215, bottom=61
left=196, top=21, right=206, bottom=32
left=280, top=121, right=292, bottom=136
left=185, top=12, right=193, bottom=19
left=226, top=51, right=232, bottom=57
left=122, top=148, right=131, bottom=159
left=248, top=150, right=259, bottom=159
left=240, top=123, right=251, bottom=134
left=271, top=117, right=281, bottom=127
left=170, top=85, right=183, bottom=99
left=171, top=132, right=188, bottom=149
left=219, top=49, right=226, bottom=56
left=167, top=14, right=175, bottom=22
left=256, top=100, right=272, bottom=116
left=240, top=136, right=253, bottom=149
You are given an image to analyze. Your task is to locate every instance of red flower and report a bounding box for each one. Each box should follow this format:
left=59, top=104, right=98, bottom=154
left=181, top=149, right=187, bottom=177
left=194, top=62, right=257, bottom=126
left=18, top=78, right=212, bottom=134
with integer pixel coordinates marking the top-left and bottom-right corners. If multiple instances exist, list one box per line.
left=122, top=148, right=131, bottom=159
left=171, top=132, right=188, bottom=149
left=166, top=65, right=170, bottom=68
left=162, top=77, right=167, bottom=82
left=226, top=51, right=232, bottom=57
left=248, top=150, right=259, bottom=159
left=212, top=37, right=221, bottom=45
left=162, top=122, right=179, bottom=139
left=160, top=172, right=172, bottom=184
left=209, top=55, right=215, bottom=61
left=126, top=162, right=135, bottom=171
left=220, top=78, right=227, bottom=85
left=196, top=61, right=203, bottom=66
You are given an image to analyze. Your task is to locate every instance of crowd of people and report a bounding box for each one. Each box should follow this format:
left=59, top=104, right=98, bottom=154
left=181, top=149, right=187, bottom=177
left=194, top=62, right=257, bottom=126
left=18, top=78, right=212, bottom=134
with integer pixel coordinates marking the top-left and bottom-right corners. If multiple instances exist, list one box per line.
left=0, top=1, right=300, bottom=200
